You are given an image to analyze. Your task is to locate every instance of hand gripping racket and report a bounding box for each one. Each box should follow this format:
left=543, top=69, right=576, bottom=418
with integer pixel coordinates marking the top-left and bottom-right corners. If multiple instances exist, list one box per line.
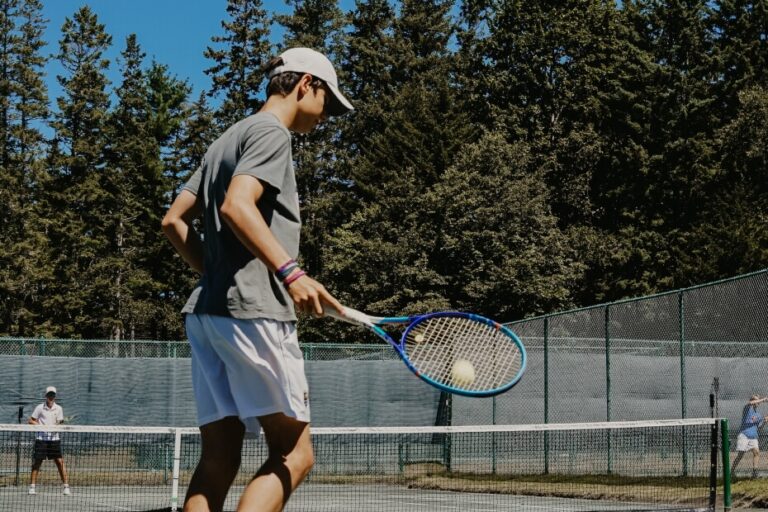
left=326, top=306, right=526, bottom=397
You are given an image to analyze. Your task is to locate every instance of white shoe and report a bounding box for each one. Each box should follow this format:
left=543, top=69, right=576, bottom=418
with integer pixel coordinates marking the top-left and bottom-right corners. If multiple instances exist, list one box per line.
left=28, top=486, right=36, bottom=495
left=63, top=485, right=71, bottom=496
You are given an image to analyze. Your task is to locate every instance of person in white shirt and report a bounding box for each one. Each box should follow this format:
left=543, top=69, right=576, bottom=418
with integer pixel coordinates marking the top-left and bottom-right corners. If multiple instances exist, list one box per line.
left=28, top=386, right=70, bottom=496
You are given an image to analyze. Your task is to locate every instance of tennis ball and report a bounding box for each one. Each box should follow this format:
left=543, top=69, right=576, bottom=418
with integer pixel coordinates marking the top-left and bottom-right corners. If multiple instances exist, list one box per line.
left=451, top=359, right=476, bottom=387
left=414, top=334, right=425, bottom=343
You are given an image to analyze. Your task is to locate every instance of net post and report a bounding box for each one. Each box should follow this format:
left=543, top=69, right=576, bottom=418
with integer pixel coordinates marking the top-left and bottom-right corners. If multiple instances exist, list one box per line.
left=14, top=431, right=20, bottom=486
left=709, top=419, right=718, bottom=510
left=492, top=397, right=497, bottom=474
left=170, top=428, right=182, bottom=512
left=721, top=418, right=732, bottom=511
left=14, top=406, right=23, bottom=486
left=445, top=394, right=453, bottom=472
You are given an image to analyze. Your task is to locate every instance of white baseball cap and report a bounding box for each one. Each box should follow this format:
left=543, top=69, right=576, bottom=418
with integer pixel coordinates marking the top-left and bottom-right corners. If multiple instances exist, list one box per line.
left=268, top=47, right=353, bottom=117
left=45, top=386, right=57, bottom=395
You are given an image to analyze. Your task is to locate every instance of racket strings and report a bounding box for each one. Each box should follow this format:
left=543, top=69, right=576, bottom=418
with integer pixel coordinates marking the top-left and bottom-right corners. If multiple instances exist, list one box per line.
left=404, top=316, right=522, bottom=392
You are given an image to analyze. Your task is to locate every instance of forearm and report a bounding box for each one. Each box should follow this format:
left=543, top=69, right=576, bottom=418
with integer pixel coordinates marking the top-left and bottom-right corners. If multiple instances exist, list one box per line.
left=162, top=190, right=205, bottom=274
left=220, top=201, right=292, bottom=271
left=163, top=220, right=205, bottom=274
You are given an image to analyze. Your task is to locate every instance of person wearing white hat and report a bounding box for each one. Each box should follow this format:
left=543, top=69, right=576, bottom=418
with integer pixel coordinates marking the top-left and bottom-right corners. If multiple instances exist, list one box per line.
left=28, top=386, right=70, bottom=496
left=732, top=394, right=768, bottom=479
left=162, top=47, right=352, bottom=512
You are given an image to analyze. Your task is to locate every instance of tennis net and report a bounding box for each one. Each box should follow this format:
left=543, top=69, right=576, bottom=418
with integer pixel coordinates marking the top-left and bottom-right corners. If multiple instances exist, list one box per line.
left=0, top=418, right=724, bottom=511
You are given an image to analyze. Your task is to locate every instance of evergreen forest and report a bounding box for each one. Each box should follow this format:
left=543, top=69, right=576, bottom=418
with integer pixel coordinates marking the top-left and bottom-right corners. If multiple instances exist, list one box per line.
left=0, top=0, right=765, bottom=341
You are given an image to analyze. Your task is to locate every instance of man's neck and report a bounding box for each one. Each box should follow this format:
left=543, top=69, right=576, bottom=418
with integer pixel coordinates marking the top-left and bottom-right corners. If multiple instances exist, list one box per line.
left=260, top=95, right=297, bottom=130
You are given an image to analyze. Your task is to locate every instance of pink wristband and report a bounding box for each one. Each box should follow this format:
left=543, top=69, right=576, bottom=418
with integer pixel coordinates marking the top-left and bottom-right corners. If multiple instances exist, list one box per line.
left=283, top=270, right=306, bottom=287
left=277, top=259, right=297, bottom=274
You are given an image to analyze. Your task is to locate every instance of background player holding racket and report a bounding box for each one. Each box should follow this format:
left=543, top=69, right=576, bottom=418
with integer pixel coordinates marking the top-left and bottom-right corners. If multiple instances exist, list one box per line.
left=731, top=394, right=768, bottom=479
left=28, top=386, right=71, bottom=496
left=162, top=47, right=351, bottom=512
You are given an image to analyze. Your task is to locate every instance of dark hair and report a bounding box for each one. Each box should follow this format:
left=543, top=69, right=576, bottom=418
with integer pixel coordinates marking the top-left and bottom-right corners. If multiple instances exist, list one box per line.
left=263, top=56, right=325, bottom=97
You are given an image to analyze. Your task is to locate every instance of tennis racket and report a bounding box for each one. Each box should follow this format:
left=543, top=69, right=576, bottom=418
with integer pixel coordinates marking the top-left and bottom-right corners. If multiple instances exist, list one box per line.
left=326, top=306, right=526, bottom=397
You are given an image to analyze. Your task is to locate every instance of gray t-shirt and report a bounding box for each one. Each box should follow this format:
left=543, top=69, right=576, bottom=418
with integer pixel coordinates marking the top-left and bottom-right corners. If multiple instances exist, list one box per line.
left=181, top=112, right=300, bottom=321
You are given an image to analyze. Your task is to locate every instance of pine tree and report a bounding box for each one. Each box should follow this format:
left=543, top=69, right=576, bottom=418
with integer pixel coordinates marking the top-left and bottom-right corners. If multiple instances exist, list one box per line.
left=99, top=34, right=164, bottom=340
left=711, top=0, right=768, bottom=120
left=454, top=0, right=495, bottom=126
left=169, top=91, right=216, bottom=194
left=683, top=0, right=768, bottom=280
left=0, top=0, right=21, bottom=333
left=340, top=0, right=396, bottom=153
left=276, top=0, right=346, bottom=51
left=204, top=0, right=273, bottom=127
left=44, top=6, right=112, bottom=337
left=391, top=0, right=453, bottom=82
left=636, top=0, right=720, bottom=289
left=146, top=62, right=191, bottom=157
left=676, top=87, right=768, bottom=282
left=430, top=132, right=583, bottom=318
left=327, top=131, right=583, bottom=329
left=143, top=62, right=195, bottom=339
left=0, top=0, right=15, bottom=169
left=0, top=0, right=49, bottom=335
left=678, top=87, right=768, bottom=279
left=461, top=1, right=640, bottom=303
left=308, top=0, right=489, bottom=334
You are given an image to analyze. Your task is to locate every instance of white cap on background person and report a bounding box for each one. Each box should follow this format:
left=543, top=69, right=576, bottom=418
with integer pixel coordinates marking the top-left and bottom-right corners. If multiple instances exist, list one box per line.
left=268, top=47, right=353, bottom=116
left=45, top=386, right=57, bottom=395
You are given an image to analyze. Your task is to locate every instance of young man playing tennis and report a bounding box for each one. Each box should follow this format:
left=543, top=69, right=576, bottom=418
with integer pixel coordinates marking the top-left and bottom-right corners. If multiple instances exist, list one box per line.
left=28, top=386, right=70, bottom=496
left=162, top=47, right=351, bottom=512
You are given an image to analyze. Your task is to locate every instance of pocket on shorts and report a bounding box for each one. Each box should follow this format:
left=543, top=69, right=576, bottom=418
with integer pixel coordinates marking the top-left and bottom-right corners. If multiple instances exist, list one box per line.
left=279, top=322, right=302, bottom=358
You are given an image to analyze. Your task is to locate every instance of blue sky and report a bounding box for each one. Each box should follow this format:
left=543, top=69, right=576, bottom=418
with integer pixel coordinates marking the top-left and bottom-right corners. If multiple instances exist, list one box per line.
left=40, top=1, right=354, bottom=105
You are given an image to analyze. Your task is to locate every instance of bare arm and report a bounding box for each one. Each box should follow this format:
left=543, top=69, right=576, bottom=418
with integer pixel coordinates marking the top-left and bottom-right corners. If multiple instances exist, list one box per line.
left=162, top=190, right=205, bottom=274
left=28, top=417, right=38, bottom=425
left=220, top=174, right=343, bottom=316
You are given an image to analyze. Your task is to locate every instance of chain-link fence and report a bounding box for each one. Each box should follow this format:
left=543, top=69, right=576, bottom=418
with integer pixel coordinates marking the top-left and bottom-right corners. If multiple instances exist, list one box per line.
left=0, top=269, right=765, bottom=430
left=499, top=268, right=767, bottom=427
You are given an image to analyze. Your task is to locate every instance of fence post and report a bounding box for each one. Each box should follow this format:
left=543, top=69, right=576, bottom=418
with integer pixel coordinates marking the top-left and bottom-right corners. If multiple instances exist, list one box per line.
left=544, top=316, right=549, bottom=475
left=679, top=291, right=688, bottom=476
left=605, top=305, right=612, bottom=475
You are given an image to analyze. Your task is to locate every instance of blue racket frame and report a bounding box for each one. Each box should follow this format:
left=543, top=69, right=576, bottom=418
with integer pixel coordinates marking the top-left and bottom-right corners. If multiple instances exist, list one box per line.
left=366, top=311, right=527, bottom=397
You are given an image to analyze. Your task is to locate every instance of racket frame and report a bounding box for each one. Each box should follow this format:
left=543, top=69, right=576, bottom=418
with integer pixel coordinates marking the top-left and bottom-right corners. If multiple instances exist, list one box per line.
left=328, top=308, right=526, bottom=397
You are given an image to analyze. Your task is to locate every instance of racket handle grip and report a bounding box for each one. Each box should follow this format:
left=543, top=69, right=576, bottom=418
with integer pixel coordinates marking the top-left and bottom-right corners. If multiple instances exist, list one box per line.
left=325, top=306, right=374, bottom=327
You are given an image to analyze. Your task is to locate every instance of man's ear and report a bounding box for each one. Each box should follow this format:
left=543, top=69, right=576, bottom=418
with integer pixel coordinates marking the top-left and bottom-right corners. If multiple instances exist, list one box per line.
left=296, top=73, right=314, bottom=98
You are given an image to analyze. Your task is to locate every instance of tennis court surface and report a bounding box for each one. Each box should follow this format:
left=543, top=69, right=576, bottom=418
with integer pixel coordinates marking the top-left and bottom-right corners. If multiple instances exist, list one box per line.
left=0, top=419, right=722, bottom=511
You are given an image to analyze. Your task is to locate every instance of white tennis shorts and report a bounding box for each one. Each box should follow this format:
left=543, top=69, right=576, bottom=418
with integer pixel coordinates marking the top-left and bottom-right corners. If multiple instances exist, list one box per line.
left=185, top=314, right=310, bottom=433
left=736, top=433, right=760, bottom=452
